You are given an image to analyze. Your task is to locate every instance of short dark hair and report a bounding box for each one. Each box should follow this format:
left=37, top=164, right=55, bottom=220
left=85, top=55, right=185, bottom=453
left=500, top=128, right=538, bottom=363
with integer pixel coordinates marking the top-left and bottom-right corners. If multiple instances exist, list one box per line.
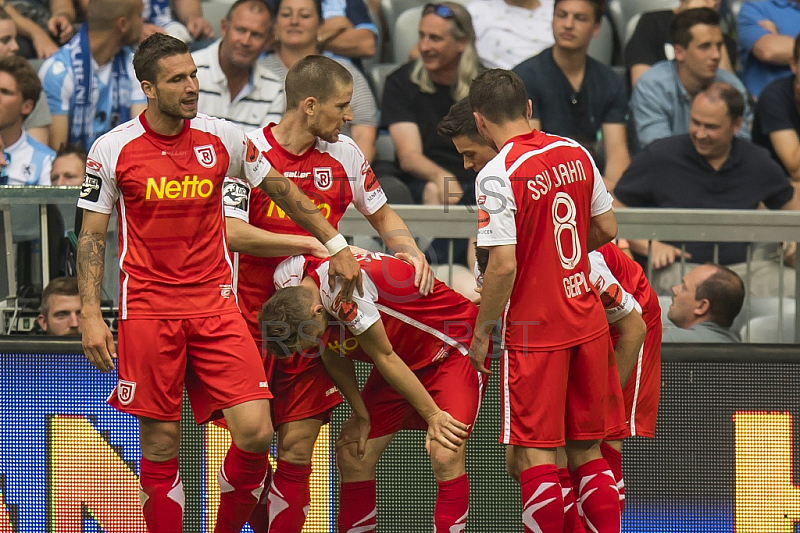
left=670, top=7, right=720, bottom=49
left=468, top=69, right=528, bottom=125
left=133, top=33, right=191, bottom=84
left=698, top=82, right=745, bottom=121
left=259, top=285, right=318, bottom=358
left=0, top=56, right=41, bottom=111
left=437, top=98, right=484, bottom=142
left=40, top=276, right=79, bottom=316
left=285, top=55, right=353, bottom=109
left=554, top=0, right=605, bottom=23
left=275, top=0, right=322, bottom=21
left=56, top=143, right=87, bottom=162
left=694, top=264, right=744, bottom=328
left=225, top=0, right=274, bottom=22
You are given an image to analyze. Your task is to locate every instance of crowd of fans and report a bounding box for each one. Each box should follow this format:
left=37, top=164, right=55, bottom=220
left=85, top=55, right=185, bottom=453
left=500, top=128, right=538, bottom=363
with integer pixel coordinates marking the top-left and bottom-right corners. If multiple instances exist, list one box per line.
left=0, top=0, right=797, bottom=342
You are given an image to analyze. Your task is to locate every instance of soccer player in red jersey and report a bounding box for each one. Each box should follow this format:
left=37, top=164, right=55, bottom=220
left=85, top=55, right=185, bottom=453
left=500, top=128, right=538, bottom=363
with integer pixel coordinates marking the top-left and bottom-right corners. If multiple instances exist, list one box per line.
left=260, top=251, right=484, bottom=532
left=222, top=55, right=432, bottom=532
left=76, top=34, right=362, bottom=533
left=589, top=243, right=662, bottom=516
left=467, top=70, right=619, bottom=533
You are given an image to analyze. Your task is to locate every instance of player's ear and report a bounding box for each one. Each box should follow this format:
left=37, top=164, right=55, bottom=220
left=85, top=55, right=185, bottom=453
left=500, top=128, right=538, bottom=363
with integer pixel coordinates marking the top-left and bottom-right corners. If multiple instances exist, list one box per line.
left=141, top=79, right=156, bottom=100
left=311, top=303, right=325, bottom=317
left=526, top=99, right=532, bottom=120
left=303, top=96, right=317, bottom=117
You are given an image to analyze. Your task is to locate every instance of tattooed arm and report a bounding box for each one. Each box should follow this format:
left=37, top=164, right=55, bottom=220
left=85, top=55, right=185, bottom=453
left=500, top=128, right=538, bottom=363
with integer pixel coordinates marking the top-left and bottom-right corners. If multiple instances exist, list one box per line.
left=77, top=210, right=116, bottom=372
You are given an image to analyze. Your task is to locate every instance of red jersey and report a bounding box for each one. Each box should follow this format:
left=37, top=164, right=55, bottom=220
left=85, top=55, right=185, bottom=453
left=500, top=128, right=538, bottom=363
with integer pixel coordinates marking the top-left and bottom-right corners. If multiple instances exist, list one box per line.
left=224, top=125, right=386, bottom=340
left=476, top=130, right=614, bottom=350
left=590, top=243, right=661, bottom=332
left=274, top=253, right=477, bottom=371
left=77, top=113, right=271, bottom=319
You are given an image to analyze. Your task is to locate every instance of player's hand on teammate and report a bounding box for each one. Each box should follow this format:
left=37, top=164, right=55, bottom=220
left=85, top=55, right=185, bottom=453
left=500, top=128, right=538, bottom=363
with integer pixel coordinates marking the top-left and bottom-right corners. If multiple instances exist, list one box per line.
left=650, top=241, right=692, bottom=269
left=424, top=410, right=470, bottom=454
left=468, top=333, right=492, bottom=375
left=336, top=412, right=371, bottom=459
left=329, top=248, right=363, bottom=302
left=394, top=251, right=435, bottom=295
left=82, top=315, right=116, bottom=372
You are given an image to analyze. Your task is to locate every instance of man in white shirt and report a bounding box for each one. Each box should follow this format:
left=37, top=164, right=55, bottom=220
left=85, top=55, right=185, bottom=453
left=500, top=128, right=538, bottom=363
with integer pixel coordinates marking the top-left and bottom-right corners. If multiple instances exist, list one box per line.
left=468, top=0, right=554, bottom=69
left=192, top=0, right=283, bottom=132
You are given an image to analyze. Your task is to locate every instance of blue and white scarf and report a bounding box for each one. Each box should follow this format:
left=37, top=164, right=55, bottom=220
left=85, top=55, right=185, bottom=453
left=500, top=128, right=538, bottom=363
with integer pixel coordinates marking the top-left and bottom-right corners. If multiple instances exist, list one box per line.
left=67, top=25, right=130, bottom=149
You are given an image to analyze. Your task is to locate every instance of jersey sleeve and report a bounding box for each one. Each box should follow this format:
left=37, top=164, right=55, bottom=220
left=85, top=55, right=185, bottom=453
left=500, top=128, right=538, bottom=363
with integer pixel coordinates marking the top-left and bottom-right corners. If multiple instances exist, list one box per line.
left=222, top=176, right=251, bottom=222
left=583, top=146, right=613, bottom=216
left=273, top=255, right=307, bottom=289
left=222, top=120, right=272, bottom=188
left=588, top=250, right=637, bottom=323
left=318, top=261, right=381, bottom=336
left=476, top=154, right=517, bottom=247
left=38, top=53, right=73, bottom=116
left=344, top=137, right=387, bottom=216
left=77, top=137, right=120, bottom=214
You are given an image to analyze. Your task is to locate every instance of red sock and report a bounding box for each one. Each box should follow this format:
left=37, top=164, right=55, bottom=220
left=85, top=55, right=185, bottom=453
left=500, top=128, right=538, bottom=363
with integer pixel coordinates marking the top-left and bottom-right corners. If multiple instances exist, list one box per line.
left=435, top=474, right=469, bottom=530
left=267, top=460, right=312, bottom=532
left=215, top=443, right=271, bottom=533
left=558, top=468, right=585, bottom=533
left=520, top=464, right=563, bottom=533
left=246, top=485, right=270, bottom=533
left=139, top=456, right=184, bottom=533
left=338, top=480, right=377, bottom=533
left=570, top=459, right=620, bottom=533
left=600, top=442, right=625, bottom=513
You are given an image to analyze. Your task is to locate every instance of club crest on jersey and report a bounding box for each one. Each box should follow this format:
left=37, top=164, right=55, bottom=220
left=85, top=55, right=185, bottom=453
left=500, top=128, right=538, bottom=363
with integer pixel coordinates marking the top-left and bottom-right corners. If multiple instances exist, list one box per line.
left=117, top=380, right=136, bottom=405
left=80, top=174, right=102, bottom=202
left=194, top=144, right=217, bottom=168
left=314, top=167, right=333, bottom=191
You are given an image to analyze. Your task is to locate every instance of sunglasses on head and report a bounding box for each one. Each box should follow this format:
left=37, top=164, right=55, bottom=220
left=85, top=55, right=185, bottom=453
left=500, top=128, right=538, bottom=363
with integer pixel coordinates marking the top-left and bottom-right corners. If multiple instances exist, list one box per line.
left=423, top=3, right=465, bottom=31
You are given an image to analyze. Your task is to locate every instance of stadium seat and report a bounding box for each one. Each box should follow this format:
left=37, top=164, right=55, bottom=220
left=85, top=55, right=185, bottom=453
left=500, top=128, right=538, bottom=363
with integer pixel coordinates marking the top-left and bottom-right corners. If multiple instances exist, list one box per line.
left=587, top=15, right=616, bottom=65
left=740, top=313, right=797, bottom=343
left=732, top=297, right=797, bottom=337
left=392, top=7, right=423, bottom=64
left=202, top=1, right=231, bottom=39
left=375, top=133, right=395, bottom=163
left=610, top=0, right=678, bottom=43
left=369, top=62, right=400, bottom=106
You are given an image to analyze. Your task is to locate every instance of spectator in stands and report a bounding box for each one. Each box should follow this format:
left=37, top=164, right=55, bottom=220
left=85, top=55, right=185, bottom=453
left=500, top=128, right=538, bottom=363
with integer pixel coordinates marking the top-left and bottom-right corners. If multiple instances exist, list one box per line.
left=0, top=55, right=53, bottom=184
left=625, top=0, right=736, bottom=88
left=267, top=0, right=377, bottom=65
left=3, top=0, right=68, bottom=59
left=36, top=276, right=82, bottom=335
left=630, top=8, right=751, bottom=148
left=262, top=0, right=378, bottom=159
left=513, top=0, right=630, bottom=189
left=192, top=0, right=283, bottom=133
left=662, top=263, right=744, bottom=342
left=50, top=142, right=84, bottom=185
left=616, top=83, right=798, bottom=297
left=382, top=2, right=482, bottom=269
left=468, top=0, right=554, bottom=70
left=138, top=0, right=214, bottom=44
left=38, top=0, right=146, bottom=151
left=0, top=6, right=50, bottom=145
left=737, top=0, right=800, bottom=99
left=754, top=33, right=800, bottom=182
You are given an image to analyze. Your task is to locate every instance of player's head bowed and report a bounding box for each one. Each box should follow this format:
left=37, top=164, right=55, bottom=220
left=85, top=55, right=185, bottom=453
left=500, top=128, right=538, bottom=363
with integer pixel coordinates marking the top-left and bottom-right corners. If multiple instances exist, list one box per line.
left=260, top=285, right=325, bottom=357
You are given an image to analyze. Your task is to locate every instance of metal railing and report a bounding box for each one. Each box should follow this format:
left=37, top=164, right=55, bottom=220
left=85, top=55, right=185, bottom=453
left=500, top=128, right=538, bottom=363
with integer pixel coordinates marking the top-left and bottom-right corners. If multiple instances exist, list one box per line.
left=1, top=187, right=798, bottom=341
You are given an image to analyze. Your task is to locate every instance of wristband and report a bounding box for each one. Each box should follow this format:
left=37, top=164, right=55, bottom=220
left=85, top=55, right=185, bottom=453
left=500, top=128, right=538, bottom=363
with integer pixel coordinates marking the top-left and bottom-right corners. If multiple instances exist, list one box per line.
left=324, top=234, right=348, bottom=256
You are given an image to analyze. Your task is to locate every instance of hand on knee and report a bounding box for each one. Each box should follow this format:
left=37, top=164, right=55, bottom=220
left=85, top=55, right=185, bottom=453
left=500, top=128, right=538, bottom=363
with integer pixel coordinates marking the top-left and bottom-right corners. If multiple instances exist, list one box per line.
left=336, top=443, right=376, bottom=481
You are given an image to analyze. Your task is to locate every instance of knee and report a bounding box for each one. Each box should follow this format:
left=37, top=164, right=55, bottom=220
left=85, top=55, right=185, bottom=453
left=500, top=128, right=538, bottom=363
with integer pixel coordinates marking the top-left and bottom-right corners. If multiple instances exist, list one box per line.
left=336, top=443, right=375, bottom=478
left=233, top=420, right=274, bottom=454
left=139, top=421, right=180, bottom=461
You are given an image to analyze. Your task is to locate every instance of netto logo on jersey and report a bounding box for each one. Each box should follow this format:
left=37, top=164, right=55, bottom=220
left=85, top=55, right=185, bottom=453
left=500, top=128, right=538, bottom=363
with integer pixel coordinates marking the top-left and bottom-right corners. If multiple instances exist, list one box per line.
left=478, top=209, right=490, bottom=228
left=146, top=175, right=214, bottom=200
left=364, top=168, right=380, bottom=193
